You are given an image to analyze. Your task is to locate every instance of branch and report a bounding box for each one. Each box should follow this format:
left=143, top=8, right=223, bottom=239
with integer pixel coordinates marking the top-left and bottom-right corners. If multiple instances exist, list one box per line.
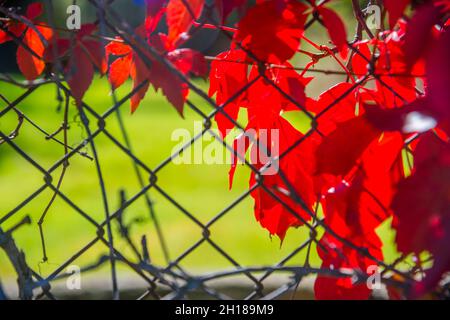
left=0, top=216, right=34, bottom=300
left=351, top=0, right=374, bottom=39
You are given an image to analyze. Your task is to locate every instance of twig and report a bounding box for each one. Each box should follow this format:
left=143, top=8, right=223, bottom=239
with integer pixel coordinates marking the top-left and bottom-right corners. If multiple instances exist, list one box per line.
left=0, top=216, right=33, bottom=300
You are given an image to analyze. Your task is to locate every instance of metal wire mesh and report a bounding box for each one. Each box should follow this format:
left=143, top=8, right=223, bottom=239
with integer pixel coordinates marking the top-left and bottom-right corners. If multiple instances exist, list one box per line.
left=0, top=0, right=433, bottom=300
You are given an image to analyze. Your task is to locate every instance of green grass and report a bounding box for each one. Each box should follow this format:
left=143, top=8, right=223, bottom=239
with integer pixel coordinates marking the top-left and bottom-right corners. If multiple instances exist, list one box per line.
left=0, top=75, right=400, bottom=281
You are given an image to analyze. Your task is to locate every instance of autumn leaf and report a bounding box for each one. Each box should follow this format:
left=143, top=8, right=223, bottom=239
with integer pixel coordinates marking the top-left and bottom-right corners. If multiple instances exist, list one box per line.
left=384, top=0, right=411, bottom=28
left=107, top=30, right=206, bottom=114
left=391, top=133, right=450, bottom=296
left=351, top=41, right=371, bottom=76
left=67, top=46, right=95, bottom=107
left=235, top=0, right=308, bottom=63
left=44, top=24, right=107, bottom=106
left=317, top=6, right=348, bottom=59
left=1, top=2, right=51, bottom=80
left=403, top=2, right=441, bottom=67
left=217, top=0, right=247, bottom=21
left=427, top=28, right=450, bottom=123
left=17, top=25, right=53, bottom=80
left=25, top=2, right=44, bottom=20
left=311, top=82, right=357, bottom=134
left=209, top=50, right=248, bottom=137
left=130, top=52, right=152, bottom=113
left=166, top=0, right=205, bottom=45
left=249, top=118, right=316, bottom=240
left=109, top=53, right=133, bottom=90
left=315, top=115, right=381, bottom=176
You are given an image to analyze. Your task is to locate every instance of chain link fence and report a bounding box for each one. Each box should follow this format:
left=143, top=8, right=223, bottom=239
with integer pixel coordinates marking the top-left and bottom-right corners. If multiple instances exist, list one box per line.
left=0, top=0, right=439, bottom=300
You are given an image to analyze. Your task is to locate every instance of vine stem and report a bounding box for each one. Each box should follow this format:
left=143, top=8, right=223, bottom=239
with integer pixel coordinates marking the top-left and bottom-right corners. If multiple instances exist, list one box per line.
left=192, top=21, right=237, bottom=33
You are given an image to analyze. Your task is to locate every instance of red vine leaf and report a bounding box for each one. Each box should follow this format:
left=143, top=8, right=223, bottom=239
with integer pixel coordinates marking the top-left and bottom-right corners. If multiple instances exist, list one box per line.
left=209, top=50, right=248, bottom=137
left=25, top=2, right=44, bottom=20
left=166, top=0, right=205, bottom=45
left=216, top=0, right=247, bottom=21
left=403, top=2, right=441, bottom=67
left=235, top=0, right=308, bottom=63
left=317, top=6, right=348, bottom=59
left=68, top=46, right=95, bottom=107
left=109, top=53, right=133, bottom=90
left=315, top=115, right=381, bottom=176
left=384, top=0, right=411, bottom=28
left=391, top=133, right=450, bottom=296
left=44, top=24, right=106, bottom=106
left=17, top=25, right=53, bottom=80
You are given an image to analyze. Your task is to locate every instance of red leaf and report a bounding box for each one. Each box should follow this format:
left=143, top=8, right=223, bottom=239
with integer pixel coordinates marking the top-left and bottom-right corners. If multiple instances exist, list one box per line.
left=82, top=40, right=107, bottom=74
left=42, top=24, right=101, bottom=105
left=374, top=30, right=419, bottom=108
left=318, top=214, right=384, bottom=298
left=145, top=0, right=166, bottom=17
left=67, top=46, right=95, bottom=106
left=272, top=62, right=310, bottom=112
left=109, top=54, right=132, bottom=90
left=245, top=63, right=310, bottom=130
left=44, top=38, right=71, bottom=62
left=311, top=82, right=357, bottom=134
left=0, top=30, right=8, bottom=44
left=315, top=231, right=383, bottom=299
left=168, top=48, right=207, bottom=76
left=110, top=29, right=195, bottom=114
left=9, top=22, right=27, bottom=38
left=319, top=132, right=403, bottom=242
left=404, top=2, right=441, bottom=67
left=317, top=6, right=348, bottom=59
left=130, top=53, right=151, bottom=113
left=166, top=0, right=205, bottom=45
left=149, top=58, right=188, bottom=116
left=391, top=133, right=450, bottom=295
left=0, top=21, right=26, bottom=44
left=106, top=40, right=132, bottom=56
left=220, top=0, right=247, bottom=21
left=384, top=0, right=411, bottom=28
left=0, top=22, right=27, bottom=45
left=351, top=41, right=371, bottom=76
left=76, top=23, right=97, bottom=40
left=358, top=132, right=405, bottom=223
left=314, top=136, right=402, bottom=300
left=209, top=50, right=248, bottom=137
left=427, top=29, right=450, bottom=120
left=128, top=44, right=190, bottom=115
left=228, top=130, right=252, bottom=189
left=364, top=103, right=410, bottom=132
left=26, top=2, right=44, bottom=20
left=315, top=115, right=381, bottom=176
left=314, top=134, right=404, bottom=299
left=145, top=0, right=166, bottom=35
left=392, top=134, right=450, bottom=255
left=17, top=25, right=53, bottom=80
left=248, top=118, right=316, bottom=240
left=106, top=39, right=136, bottom=91
left=235, top=0, right=308, bottom=63
left=363, top=98, right=441, bottom=135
